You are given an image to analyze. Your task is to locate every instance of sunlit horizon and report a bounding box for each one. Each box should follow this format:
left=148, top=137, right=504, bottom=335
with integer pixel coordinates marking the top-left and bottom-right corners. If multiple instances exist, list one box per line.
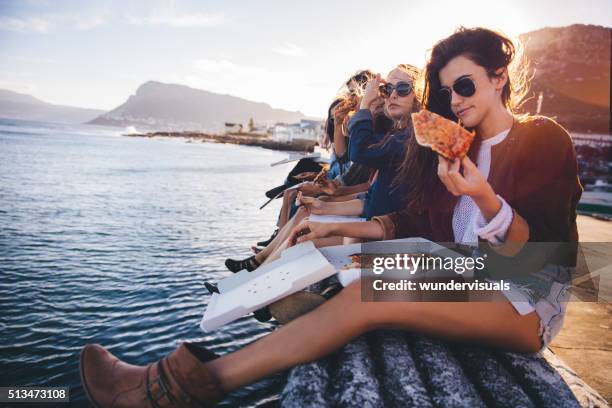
left=0, top=0, right=610, bottom=118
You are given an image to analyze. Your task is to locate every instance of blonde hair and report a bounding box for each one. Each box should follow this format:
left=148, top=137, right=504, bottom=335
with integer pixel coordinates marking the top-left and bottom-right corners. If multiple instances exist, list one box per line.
left=384, top=63, right=422, bottom=130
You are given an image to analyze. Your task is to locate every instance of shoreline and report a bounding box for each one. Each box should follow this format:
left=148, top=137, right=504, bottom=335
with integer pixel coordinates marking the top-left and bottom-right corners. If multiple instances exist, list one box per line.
left=124, top=131, right=317, bottom=152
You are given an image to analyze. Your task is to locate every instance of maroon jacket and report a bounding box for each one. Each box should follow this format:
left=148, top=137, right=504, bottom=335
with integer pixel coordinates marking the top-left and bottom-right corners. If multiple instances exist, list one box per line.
left=373, top=115, right=583, bottom=278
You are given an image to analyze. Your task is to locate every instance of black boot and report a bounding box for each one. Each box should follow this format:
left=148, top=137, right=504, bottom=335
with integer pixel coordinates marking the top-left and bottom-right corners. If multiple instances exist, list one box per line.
left=265, top=184, right=289, bottom=199
left=204, top=281, right=220, bottom=294
left=253, top=307, right=272, bottom=322
left=257, top=229, right=278, bottom=247
left=320, top=283, right=343, bottom=299
left=224, top=255, right=260, bottom=273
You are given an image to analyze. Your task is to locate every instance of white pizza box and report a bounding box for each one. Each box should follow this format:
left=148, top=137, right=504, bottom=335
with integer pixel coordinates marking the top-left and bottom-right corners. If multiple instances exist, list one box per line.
left=201, top=241, right=336, bottom=331
left=326, top=238, right=475, bottom=286
left=200, top=238, right=473, bottom=332
left=270, top=151, right=330, bottom=167
left=307, top=214, right=366, bottom=223
left=328, top=238, right=474, bottom=287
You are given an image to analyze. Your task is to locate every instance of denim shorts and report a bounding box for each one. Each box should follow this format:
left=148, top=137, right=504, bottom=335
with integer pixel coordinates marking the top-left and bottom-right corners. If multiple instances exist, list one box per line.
left=495, top=264, right=572, bottom=349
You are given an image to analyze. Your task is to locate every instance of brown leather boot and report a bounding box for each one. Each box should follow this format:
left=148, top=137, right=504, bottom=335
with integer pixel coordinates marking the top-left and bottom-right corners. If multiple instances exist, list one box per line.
left=80, top=342, right=224, bottom=407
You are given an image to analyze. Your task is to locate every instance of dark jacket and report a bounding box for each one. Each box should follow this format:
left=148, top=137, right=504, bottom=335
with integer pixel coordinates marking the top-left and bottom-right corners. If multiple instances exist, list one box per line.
left=348, top=109, right=409, bottom=219
left=373, top=115, right=583, bottom=278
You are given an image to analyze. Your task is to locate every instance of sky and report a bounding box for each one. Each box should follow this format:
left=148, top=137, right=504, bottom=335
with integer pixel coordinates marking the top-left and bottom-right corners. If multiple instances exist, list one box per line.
left=0, top=0, right=610, bottom=118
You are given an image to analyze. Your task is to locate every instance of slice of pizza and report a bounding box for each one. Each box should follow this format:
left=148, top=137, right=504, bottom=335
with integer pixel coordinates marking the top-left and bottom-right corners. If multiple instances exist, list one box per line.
left=312, top=168, right=329, bottom=186
left=411, top=110, right=476, bottom=160
left=337, top=93, right=359, bottom=112
left=337, top=94, right=359, bottom=132
left=294, top=171, right=318, bottom=181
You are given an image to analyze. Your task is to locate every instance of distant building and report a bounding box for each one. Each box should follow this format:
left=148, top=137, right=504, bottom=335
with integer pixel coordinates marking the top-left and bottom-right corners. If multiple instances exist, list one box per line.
left=299, top=119, right=324, bottom=141
left=224, top=122, right=243, bottom=133
left=272, top=123, right=301, bottom=142
left=249, top=123, right=271, bottom=135
left=272, top=119, right=323, bottom=143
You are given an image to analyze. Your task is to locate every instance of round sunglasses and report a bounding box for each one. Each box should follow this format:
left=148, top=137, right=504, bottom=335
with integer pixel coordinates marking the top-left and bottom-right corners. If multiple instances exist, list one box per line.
left=438, top=76, right=476, bottom=104
left=378, top=81, right=413, bottom=98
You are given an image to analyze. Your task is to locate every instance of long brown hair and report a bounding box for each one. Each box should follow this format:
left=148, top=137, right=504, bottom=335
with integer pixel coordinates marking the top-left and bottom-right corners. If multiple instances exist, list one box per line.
left=393, top=27, right=531, bottom=211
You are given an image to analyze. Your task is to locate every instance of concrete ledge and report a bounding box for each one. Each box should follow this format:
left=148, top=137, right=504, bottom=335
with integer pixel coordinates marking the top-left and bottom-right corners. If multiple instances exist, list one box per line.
left=281, top=330, right=607, bottom=407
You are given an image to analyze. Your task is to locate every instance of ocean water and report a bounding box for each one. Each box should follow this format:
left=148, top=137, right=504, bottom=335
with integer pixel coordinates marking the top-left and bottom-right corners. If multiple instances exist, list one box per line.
left=0, top=119, right=292, bottom=406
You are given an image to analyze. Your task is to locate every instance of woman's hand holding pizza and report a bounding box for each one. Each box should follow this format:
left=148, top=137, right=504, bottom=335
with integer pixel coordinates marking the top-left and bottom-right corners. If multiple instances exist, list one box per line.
left=297, top=179, right=337, bottom=196
left=438, top=155, right=502, bottom=219
left=294, top=171, right=317, bottom=181
left=297, top=181, right=322, bottom=196
left=332, top=100, right=354, bottom=123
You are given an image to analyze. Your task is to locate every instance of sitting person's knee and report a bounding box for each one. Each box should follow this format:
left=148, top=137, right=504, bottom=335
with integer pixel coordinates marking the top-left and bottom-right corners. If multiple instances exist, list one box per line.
left=337, top=281, right=380, bottom=330
left=339, top=280, right=362, bottom=300
left=343, top=237, right=362, bottom=245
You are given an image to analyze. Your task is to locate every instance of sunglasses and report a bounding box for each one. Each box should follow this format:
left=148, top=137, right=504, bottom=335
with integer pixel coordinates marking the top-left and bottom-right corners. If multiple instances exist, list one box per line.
left=378, top=81, right=413, bottom=98
left=438, top=75, right=476, bottom=104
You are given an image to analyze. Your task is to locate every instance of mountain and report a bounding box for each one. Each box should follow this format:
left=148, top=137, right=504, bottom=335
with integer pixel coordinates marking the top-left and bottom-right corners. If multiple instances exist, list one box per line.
left=519, top=24, right=610, bottom=133
left=87, top=81, right=305, bottom=131
left=0, top=89, right=104, bottom=124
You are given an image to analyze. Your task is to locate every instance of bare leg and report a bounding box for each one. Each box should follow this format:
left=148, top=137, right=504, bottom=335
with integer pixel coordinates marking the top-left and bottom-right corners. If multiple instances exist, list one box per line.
left=343, top=237, right=362, bottom=245
left=255, top=206, right=309, bottom=264
left=277, top=190, right=298, bottom=229
left=205, top=281, right=541, bottom=392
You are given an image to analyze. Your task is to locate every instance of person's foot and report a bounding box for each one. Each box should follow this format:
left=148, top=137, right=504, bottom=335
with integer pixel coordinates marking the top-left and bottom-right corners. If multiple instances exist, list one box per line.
left=224, top=256, right=260, bottom=273
left=250, top=246, right=263, bottom=254
left=80, top=342, right=223, bottom=408
left=256, top=229, right=278, bottom=247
